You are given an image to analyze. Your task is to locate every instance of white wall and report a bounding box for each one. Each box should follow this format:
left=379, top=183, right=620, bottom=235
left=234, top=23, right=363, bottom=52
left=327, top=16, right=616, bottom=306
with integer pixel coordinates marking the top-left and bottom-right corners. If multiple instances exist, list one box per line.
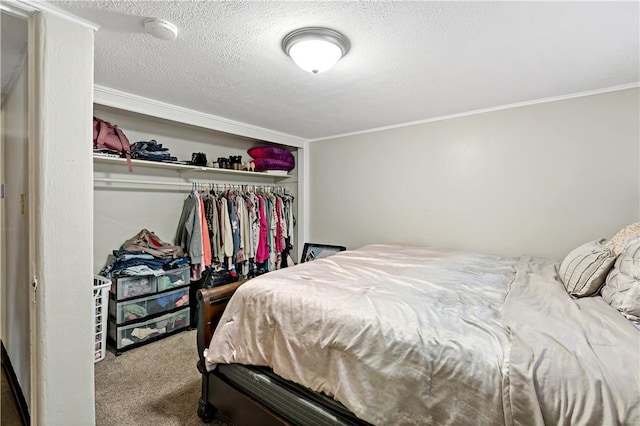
left=93, top=106, right=300, bottom=272
left=1, top=50, right=30, bottom=407
left=309, top=88, right=640, bottom=260
left=31, top=12, right=95, bottom=425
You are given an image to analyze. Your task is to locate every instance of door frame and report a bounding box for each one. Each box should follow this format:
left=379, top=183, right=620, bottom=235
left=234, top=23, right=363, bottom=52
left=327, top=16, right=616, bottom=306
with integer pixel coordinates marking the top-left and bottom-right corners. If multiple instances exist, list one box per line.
left=0, top=4, right=32, bottom=423
left=1, top=3, right=98, bottom=424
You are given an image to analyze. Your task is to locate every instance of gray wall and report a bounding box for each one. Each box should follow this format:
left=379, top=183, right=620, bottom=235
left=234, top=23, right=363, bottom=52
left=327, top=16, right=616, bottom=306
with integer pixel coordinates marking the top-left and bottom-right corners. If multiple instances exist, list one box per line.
left=309, top=88, right=640, bottom=260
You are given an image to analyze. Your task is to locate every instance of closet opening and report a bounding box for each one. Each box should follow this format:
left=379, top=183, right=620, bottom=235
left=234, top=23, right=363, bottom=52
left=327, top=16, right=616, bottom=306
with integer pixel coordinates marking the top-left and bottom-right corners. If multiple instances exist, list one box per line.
left=91, top=101, right=301, bottom=424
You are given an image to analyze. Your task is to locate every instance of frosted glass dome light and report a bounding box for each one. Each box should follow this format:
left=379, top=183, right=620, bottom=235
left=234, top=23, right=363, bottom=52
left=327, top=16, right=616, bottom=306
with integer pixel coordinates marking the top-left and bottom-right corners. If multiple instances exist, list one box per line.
left=282, top=28, right=350, bottom=74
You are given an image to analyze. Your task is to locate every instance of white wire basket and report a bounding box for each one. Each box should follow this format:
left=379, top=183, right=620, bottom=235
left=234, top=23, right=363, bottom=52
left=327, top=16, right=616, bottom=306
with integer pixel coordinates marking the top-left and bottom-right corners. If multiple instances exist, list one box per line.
left=93, top=275, right=112, bottom=362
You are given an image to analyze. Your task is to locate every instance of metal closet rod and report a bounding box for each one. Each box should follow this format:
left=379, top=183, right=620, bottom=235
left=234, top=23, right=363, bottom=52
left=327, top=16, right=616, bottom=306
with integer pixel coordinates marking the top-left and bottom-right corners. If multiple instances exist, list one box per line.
left=93, top=177, right=287, bottom=192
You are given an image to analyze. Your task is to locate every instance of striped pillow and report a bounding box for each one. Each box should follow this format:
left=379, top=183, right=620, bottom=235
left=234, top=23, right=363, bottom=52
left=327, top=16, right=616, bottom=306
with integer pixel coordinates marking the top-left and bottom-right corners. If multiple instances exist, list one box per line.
left=559, top=240, right=617, bottom=297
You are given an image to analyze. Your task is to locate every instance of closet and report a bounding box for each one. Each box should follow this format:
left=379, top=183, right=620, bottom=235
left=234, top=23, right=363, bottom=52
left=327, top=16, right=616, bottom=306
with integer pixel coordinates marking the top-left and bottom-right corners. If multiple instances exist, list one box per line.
left=92, top=88, right=306, bottom=348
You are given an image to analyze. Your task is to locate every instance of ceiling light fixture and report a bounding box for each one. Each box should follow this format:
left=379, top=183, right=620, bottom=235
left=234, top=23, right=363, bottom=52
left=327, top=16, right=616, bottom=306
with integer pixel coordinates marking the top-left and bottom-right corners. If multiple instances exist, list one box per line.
left=144, top=18, right=178, bottom=40
left=282, top=27, right=350, bottom=74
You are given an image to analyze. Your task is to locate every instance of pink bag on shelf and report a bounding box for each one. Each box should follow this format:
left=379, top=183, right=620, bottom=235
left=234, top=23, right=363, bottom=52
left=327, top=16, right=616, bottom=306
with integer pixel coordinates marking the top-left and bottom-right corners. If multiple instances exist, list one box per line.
left=93, top=117, right=133, bottom=172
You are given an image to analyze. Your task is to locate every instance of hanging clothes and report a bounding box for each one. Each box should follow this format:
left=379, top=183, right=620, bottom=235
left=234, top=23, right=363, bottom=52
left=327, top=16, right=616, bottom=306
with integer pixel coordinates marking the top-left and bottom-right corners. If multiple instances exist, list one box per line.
left=175, top=191, right=207, bottom=280
left=199, top=195, right=212, bottom=267
left=255, top=194, right=269, bottom=264
left=227, top=192, right=240, bottom=264
left=175, top=185, right=295, bottom=279
left=175, top=193, right=203, bottom=264
left=203, top=194, right=219, bottom=263
left=221, top=196, right=233, bottom=261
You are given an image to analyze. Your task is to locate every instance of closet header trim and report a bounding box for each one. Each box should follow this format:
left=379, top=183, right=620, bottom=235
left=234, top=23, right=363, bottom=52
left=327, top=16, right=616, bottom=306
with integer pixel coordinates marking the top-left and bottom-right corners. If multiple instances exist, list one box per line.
left=93, top=177, right=290, bottom=193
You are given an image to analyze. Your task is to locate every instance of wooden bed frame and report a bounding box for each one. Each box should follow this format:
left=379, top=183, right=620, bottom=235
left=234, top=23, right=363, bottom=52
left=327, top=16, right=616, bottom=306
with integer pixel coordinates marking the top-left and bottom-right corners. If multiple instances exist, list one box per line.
left=196, top=282, right=295, bottom=425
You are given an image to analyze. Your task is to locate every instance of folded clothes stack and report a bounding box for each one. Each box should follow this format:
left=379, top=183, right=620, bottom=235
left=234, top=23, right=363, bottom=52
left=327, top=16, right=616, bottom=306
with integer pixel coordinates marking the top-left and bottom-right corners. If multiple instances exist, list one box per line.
left=100, top=251, right=189, bottom=278
left=131, top=139, right=178, bottom=162
left=100, top=229, right=190, bottom=278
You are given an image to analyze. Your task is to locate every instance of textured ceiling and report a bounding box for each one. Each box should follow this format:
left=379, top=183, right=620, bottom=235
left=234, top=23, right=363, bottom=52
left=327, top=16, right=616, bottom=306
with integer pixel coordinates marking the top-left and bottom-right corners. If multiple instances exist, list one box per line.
left=51, top=1, right=639, bottom=140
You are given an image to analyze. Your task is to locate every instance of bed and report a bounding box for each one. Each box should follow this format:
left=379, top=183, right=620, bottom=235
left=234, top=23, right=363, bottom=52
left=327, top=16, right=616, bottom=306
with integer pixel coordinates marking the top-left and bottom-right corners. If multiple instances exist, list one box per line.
left=196, top=243, right=640, bottom=425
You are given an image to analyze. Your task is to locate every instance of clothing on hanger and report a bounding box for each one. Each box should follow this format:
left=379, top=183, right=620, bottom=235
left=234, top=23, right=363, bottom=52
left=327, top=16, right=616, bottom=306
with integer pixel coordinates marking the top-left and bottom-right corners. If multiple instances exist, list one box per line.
left=175, top=185, right=295, bottom=279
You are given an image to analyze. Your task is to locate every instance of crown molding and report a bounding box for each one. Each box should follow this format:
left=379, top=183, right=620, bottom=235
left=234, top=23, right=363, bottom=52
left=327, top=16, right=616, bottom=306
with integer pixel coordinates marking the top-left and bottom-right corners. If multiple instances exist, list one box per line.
left=1, top=0, right=99, bottom=31
left=0, top=1, right=30, bottom=18
left=309, top=82, right=640, bottom=143
left=93, top=85, right=307, bottom=148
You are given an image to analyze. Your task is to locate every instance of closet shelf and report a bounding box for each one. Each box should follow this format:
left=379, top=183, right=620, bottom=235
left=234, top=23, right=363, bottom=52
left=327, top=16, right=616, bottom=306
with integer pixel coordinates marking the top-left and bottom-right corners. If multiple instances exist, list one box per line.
left=93, top=155, right=293, bottom=182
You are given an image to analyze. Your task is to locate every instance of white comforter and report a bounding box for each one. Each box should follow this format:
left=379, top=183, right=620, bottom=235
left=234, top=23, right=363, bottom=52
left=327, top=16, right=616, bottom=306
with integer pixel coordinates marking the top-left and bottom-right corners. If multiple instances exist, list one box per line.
left=205, top=244, right=639, bottom=425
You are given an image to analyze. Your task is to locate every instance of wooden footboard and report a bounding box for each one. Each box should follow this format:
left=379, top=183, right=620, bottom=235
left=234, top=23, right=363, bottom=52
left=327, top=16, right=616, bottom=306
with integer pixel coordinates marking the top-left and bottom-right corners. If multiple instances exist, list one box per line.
left=195, top=280, right=364, bottom=426
left=196, top=280, right=247, bottom=365
left=195, top=281, right=246, bottom=421
left=196, top=281, right=292, bottom=425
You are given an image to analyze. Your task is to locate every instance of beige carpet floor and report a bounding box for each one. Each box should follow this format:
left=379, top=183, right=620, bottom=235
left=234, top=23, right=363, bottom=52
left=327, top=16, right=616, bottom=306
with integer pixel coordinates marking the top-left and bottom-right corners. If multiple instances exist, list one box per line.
left=95, top=329, right=234, bottom=426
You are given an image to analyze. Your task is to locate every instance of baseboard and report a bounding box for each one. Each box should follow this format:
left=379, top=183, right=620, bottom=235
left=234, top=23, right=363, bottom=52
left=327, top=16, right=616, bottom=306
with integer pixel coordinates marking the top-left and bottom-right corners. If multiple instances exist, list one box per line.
left=1, top=340, right=30, bottom=426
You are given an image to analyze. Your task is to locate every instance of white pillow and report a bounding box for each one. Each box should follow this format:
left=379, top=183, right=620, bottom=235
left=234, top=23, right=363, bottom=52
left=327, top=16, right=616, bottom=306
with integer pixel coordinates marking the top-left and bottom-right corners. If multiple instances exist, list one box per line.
left=558, top=240, right=617, bottom=297
left=601, top=238, right=640, bottom=321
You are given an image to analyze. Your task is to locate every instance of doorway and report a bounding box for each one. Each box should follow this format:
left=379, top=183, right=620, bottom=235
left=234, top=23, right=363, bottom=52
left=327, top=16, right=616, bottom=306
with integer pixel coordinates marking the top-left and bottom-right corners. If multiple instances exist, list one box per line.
left=1, top=9, right=31, bottom=425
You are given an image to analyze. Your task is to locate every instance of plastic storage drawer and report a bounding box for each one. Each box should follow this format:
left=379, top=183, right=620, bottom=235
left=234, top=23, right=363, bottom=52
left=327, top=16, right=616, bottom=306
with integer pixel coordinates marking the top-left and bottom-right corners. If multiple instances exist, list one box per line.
left=109, top=307, right=190, bottom=350
left=109, top=287, right=190, bottom=324
left=110, top=275, right=157, bottom=300
left=156, top=266, right=190, bottom=291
